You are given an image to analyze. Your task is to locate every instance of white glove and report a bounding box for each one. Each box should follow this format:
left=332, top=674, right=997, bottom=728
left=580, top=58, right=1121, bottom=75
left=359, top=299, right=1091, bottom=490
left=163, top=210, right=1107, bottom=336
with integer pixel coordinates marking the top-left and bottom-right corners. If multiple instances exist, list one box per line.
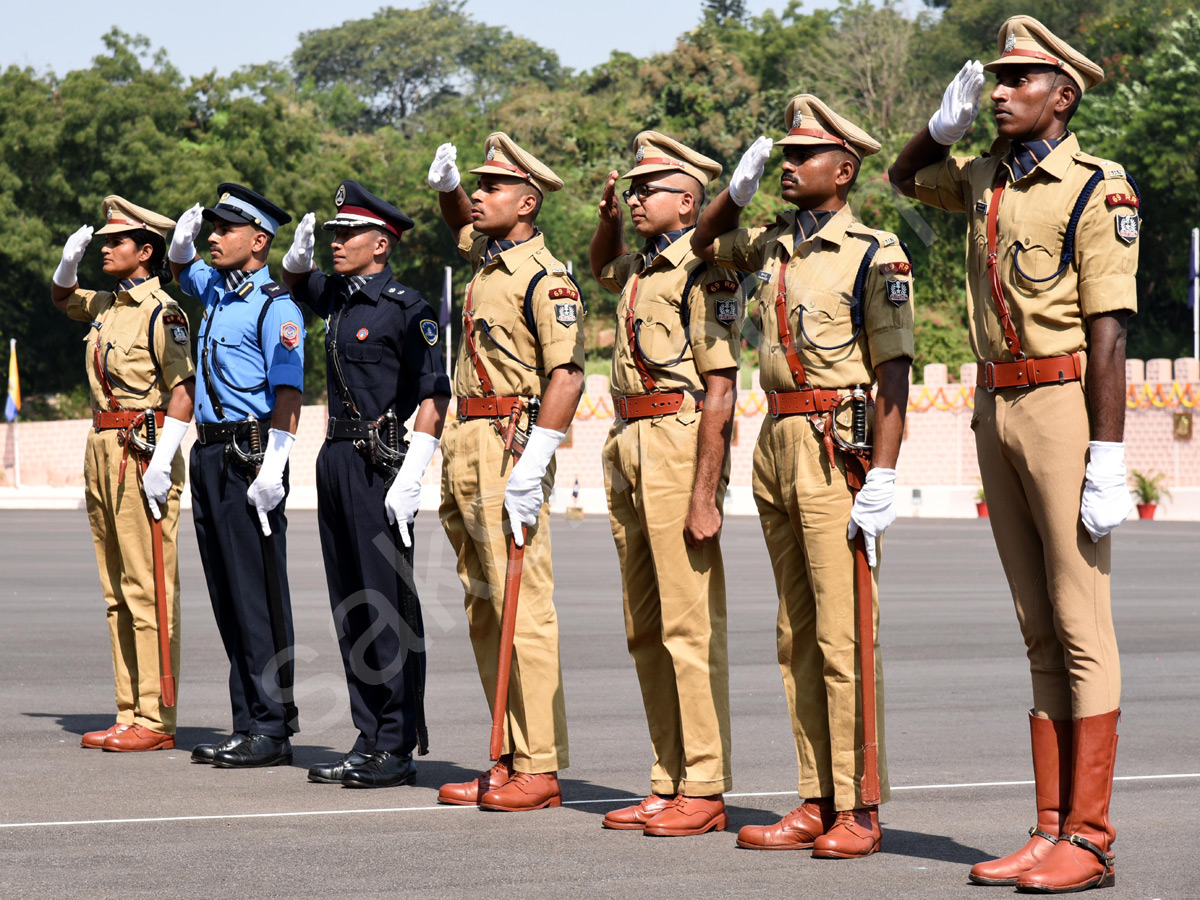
left=847, top=467, right=897, bottom=568
left=169, top=203, right=204, bottom=264
left=247, top=428, right=295, bottom=536
left=1080, top=441, right=1135, bottom=542
left=728, top=136, right=774, bottom=207
left=385, top=431, right=440, bottom=548
left=282, top=212, right=316, bottom=274
left=140, top=416, right=189, bottom=520
left=427, top=142, right=461, bottom=193
left=928, top=60, right=986, bottom=146
left=504, top=425, right=565, bottom=548
left=53, top=225, right=94, bottom=288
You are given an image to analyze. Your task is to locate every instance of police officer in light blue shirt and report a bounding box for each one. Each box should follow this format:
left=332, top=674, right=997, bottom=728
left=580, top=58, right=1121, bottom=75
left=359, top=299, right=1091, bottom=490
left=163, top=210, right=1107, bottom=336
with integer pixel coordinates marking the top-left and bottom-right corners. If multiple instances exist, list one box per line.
left=168, top=183, right=305, bottom=769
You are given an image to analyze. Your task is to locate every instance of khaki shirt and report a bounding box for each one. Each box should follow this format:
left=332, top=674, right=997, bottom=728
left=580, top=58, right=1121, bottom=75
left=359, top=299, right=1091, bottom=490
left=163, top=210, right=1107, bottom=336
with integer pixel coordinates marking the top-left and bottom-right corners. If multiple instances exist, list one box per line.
left=913, top=133, right=1138, bottom=362
left=455, top=226, right=586, bottom=398
left=599, top=235, right=742, bottom=396
left=713, top=206, right=915, bottom=391
left=67, top=278, right=195, bottom=411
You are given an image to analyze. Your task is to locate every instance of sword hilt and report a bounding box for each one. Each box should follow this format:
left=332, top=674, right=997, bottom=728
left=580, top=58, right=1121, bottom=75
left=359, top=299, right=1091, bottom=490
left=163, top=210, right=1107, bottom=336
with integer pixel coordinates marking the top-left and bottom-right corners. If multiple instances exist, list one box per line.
left=851, top=387, right=867, bottom=446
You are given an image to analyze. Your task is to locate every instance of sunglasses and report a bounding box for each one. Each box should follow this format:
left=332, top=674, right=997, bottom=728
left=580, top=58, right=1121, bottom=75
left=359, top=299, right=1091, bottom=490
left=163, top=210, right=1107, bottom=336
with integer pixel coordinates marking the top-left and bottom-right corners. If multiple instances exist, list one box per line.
left=622, top=183, right=689, bottom=204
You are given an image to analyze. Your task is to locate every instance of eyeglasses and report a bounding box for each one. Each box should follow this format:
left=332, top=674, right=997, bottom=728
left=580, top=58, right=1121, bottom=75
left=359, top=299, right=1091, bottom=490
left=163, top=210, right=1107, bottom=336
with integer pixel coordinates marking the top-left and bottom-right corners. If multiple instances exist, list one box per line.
left=622, top=183, right=689, bottom=204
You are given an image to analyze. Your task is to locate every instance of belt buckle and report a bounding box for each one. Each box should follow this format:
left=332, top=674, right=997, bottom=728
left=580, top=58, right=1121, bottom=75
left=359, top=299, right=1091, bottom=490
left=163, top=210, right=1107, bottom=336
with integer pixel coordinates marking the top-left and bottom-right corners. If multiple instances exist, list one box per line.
left=984, top=361, right=998, bottom=393
left=767, top=391, right=781, bottom=417
left=326, top=417, right=337, bottom=440
left=616, top=396, right=630, bottom=421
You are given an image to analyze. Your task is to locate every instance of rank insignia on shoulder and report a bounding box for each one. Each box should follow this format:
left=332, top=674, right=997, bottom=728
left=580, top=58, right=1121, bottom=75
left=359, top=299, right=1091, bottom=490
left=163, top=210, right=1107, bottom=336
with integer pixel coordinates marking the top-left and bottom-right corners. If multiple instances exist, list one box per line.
left=356, top=328, right=369, bottom=341
left=1106, top=193, right=1139, bottom=209
left=715, top=298, right=739, bottom=324
left=706, top=279, right=739, bottom=294
left=549, top=287, right=578, bottom=301
left=171, top=326, right=188, bottom=344
left=549, top=265, right=566, bottom=275
left=886, top=279, right=911, bottom=306
left=280, top=322, right=301, bottom=350
left=879, top=235, right=897, bottom=247
left=555, top=303, right=578, bottom=326
left=1107, top=167, right=1124, bottom=179
left=420, top=320, right=438, bottom=345
left=1115, top=214, right=1139, bottom=244
left=879, top=261, right=912, bottom=276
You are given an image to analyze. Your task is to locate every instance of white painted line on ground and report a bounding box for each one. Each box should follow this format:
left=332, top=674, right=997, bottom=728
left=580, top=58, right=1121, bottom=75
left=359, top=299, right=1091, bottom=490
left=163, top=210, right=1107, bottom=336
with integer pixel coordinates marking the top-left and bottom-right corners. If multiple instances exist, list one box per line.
left=3, top=772, right=1197, bottom=830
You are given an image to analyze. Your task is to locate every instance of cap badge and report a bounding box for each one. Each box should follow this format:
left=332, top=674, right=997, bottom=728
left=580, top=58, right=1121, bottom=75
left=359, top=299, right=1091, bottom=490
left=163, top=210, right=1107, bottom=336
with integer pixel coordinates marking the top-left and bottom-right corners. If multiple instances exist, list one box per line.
left=1004, top=31, right=1016, bottom=53
left=635, top=146, right=645, bottom=162
left=792, top=110, right=803, bottom=129
left=335, top=184, right=346, bottom=206
left=219, top=193, right=231, bottom=204
left=486, top=147, right=496, bottom=161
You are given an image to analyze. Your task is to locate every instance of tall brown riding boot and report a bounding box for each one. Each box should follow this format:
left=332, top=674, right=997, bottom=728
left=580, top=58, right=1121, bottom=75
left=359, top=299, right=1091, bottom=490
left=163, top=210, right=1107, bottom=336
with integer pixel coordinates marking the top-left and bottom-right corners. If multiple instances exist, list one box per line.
left=1017, top=709, right=1119, bottom=893
left=969, top=712, right=1072, bottom=885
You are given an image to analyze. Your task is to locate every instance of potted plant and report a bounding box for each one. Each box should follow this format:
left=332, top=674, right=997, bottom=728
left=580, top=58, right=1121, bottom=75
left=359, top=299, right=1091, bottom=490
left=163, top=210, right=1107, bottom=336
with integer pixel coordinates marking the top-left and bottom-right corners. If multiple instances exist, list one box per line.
left=975, top=487, right=988, bottom=518
left=1129, top=470, right=1171, bottom=520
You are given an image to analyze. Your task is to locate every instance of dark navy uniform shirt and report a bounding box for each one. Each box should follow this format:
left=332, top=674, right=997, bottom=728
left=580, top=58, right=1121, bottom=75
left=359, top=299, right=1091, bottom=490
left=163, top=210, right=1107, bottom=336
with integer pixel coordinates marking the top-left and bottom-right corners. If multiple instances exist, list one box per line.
left=292, top=264, right=451, bottom=427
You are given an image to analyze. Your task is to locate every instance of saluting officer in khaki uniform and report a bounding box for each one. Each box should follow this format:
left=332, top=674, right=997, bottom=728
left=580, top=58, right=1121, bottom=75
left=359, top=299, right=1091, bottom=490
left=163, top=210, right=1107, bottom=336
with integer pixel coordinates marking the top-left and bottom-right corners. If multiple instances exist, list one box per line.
left=587, top=132, right=741, bottom=837
left=694, top=96, right=915, bottom=858
left=890, top=17, right=1136, bottom=894
left=427, top=133, right=585, bottom=812
left=50, top=197, right=195, bottom=752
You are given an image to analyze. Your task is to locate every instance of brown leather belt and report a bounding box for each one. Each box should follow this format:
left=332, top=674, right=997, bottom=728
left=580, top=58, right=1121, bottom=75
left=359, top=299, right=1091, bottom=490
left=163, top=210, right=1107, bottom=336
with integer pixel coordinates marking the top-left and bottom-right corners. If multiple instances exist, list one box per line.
left=93, top=410, right=166, bottom=431
left=457, top=396, right=525, bottom=419
left=614, top=392, right=704, bottom=421
left=766, top=388, right=843, bottom=417
left=978, top=353, right=1081, bottom=392
left=194, top=418, right=271, bottom=445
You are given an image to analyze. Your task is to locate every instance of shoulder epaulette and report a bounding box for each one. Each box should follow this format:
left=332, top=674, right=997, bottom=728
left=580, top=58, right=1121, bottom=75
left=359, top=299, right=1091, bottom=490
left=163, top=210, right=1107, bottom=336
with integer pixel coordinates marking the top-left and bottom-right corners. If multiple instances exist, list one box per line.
left=262, top=281, right=290, bottom=299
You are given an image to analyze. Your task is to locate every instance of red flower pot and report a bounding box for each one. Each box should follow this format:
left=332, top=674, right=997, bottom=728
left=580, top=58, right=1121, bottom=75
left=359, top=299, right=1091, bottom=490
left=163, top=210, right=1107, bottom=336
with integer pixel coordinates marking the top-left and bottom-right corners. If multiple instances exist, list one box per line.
left=1136, top=503, right=1156, bottom=520
left=976, top=501, right=989, bottom=518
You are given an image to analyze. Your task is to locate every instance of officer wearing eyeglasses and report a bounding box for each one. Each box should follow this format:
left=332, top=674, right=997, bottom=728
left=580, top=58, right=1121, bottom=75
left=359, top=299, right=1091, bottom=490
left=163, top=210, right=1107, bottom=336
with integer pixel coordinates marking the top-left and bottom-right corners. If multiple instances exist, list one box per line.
left=588, top=131, right=743, bottom=837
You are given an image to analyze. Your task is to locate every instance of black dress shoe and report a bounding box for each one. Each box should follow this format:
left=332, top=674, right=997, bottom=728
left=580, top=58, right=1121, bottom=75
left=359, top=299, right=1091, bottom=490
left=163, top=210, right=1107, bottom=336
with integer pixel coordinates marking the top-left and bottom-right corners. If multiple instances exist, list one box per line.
left=211, top=734, right=292, bottom=768
left=341, top=750, right=416, bottom=788
left=191, top=732, right=249, bottom=764
left=308, top=750, right=371, bottom=784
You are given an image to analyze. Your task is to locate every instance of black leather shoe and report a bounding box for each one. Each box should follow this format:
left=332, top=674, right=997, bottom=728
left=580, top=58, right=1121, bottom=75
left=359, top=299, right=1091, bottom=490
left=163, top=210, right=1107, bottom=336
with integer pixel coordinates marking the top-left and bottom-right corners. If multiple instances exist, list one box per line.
left=211, top=734, right=292, bottom=768
left=341, top=750, right=416, bottom=788
left=191, top=732, right=249, bottom=764
left=308, top=750, right=371, bottom=784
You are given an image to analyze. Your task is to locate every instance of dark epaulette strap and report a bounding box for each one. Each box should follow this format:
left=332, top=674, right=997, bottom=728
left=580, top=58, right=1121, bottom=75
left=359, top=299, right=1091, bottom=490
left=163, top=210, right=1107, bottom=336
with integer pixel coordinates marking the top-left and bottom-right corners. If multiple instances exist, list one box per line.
left=147, top=305, right=165, bottom=385
left=522, top=270, right=586, bottom=345
left=1061, top=170, right=1105, bottom=266
left=1126, top=171, right=1142, bottom=205
left=679, top=261, right=708, bottom=332
left=898, top=239, right=914, bottom=265
left=257, top=296, right=278, bottom=350
left=851, top=242, right=882, bottom=328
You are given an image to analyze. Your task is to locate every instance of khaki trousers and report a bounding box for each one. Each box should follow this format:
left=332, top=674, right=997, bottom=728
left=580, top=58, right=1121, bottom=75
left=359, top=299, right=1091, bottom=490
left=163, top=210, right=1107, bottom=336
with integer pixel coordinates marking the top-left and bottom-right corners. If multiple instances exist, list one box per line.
left=603, top=411, right=732, bottom=796
left=439, top=417, right=569, bottom=773
left=83, top=430, right=183, bottom=734
left=973, top=383, right=1120, bottom=720
left=752, top=415, right=889, bottom=811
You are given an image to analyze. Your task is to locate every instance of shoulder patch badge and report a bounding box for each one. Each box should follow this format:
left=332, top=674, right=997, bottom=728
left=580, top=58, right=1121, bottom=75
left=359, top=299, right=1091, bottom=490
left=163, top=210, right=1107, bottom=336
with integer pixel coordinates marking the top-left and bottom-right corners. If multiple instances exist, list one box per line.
left=280, top=322, right=301, bottom=350
left=878, top=261, right=912, bottom=276
left=886, top=279, right=911, bottom=306
left=356, top=327, right=369, bottom=341
left=420, top=320, right=438, bottom=345
left=1115, top=214, right=1139, bottom=244
left=715, top=298, right=739, bottom=324
left=162, top=312, right=187, bottom=327
left=1106, top=193, right=1139, bottom=209
left=555, top=303, right=578, bottom=326
left=706, top=279, right=739, bottom=294
left=548, top=286, right=578, bottom=301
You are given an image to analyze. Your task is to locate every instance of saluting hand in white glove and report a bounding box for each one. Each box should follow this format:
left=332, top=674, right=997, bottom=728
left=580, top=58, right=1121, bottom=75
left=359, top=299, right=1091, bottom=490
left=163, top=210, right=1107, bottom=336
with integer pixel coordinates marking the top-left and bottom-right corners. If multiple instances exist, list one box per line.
left=847, top=467, right=898, bottom=568
left=53, top=225, right=94, bottom=288
left=1080, top=442, right=1135, bottom=541
left=169, top=203, right=204, bottom=264
left=282, top=212, right=316, bottom=274
left=928, top=60, right=986, bottom=146
left=428, top=142, right=461, bottom=193
left=728, top=136, right=774, bottom=207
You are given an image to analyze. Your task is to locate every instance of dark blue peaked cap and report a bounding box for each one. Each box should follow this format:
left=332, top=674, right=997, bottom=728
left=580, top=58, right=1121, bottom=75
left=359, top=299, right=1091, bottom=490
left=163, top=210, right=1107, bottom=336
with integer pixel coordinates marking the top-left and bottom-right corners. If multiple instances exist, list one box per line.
left=322, top=180, right=414, bottom=237
left=203, top=183, right=291, bottom=236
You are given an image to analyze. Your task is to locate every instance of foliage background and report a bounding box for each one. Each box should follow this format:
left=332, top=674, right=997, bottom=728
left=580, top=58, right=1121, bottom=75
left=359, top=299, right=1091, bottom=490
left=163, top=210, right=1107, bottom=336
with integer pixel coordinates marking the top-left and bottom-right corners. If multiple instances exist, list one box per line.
left=2, top=0, right=1197, bottom=415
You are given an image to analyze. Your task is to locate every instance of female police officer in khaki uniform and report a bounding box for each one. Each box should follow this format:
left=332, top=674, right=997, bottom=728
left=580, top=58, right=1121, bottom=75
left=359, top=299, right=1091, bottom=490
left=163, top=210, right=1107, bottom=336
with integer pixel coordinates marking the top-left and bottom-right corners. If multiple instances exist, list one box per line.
left=51, top=196, right=195, bottom=752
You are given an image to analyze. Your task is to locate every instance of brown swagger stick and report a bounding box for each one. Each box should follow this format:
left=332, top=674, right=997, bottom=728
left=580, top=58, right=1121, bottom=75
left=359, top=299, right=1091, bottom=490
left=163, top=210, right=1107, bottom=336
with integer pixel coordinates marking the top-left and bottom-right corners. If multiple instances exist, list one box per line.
left=843, top=452, right=880, bottom=807
left=489, top=527, right=527, bottom=761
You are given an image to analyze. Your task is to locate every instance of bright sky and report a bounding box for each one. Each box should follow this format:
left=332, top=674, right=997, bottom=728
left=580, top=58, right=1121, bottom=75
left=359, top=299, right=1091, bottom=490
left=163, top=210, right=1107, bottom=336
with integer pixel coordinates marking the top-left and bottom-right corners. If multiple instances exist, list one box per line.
left=7, top=1, right=841, bottom=80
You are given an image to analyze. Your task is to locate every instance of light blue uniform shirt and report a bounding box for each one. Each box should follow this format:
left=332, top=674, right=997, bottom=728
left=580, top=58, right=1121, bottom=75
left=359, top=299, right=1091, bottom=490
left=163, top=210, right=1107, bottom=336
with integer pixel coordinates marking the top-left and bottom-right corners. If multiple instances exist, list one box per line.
left=179, top=260, right=306, bottom=424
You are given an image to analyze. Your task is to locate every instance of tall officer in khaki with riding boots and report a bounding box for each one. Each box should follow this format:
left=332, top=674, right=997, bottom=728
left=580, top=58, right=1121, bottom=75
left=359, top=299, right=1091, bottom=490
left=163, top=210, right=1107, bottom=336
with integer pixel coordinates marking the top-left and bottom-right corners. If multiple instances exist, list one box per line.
left=427, top=133, right=585, bottom=812
left=169, top=184, right=307, bottom=769
left=694, top=95, right=914, bottom=859
left=51, top=197, right=194, bottom=753
left=589, top=132, right=741, bottom=837
left=889, top=16, right=1136, bottom=893
left=282, top=181, right=451, bottom=788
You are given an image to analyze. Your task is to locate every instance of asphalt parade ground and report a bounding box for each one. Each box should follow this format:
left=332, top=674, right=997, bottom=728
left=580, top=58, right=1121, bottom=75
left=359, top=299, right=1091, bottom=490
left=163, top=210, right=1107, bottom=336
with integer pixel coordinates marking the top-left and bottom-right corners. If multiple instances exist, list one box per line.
left=1, top=509, right=1197, bottom=899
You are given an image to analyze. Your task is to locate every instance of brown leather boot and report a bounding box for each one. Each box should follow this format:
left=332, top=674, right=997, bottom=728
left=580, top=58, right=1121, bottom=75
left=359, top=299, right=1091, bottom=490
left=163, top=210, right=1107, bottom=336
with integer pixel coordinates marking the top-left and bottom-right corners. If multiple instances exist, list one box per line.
left=969, top=712, right=1072, bottom=885
left=1017, top=710, right=1119, bottom=893
left=602, top=794, right=676, bottom=830
left=81, top=723, right=129, bottom=749
left=643, top=794, right=727, bottom=836
left=103, top=724, right=174, bottom=752
left=479, top=771, right=562, bottom=811
left=437, top=755, right=514, bottom=806
left=811, top=807, right=882, bottom=858
left=736, top=798, right=836, bottom=850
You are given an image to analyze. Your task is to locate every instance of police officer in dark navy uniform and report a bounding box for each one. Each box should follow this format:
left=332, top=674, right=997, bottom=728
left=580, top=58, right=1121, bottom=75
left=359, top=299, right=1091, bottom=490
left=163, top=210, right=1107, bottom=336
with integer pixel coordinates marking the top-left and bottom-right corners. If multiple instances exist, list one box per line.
left=168, top=184, right=305, bottom=769
left=282, top=180, right=450, bottom=788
